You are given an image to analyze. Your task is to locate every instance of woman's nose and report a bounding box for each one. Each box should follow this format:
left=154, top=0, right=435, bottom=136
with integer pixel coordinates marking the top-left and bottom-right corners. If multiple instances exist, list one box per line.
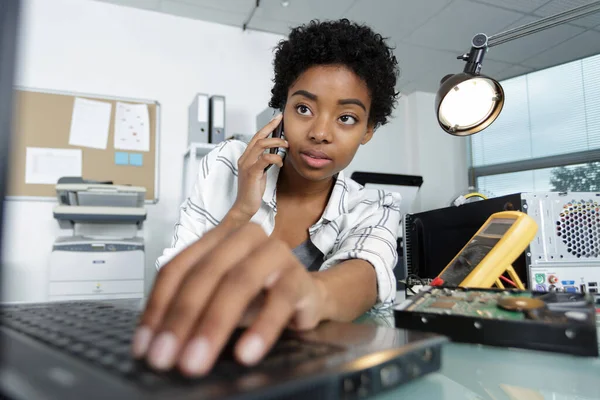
left=308, top=117, right=333, bottom=143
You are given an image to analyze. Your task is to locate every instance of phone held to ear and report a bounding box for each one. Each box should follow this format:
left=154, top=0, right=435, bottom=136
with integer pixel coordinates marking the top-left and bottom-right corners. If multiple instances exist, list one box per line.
left=265, top=118, right=284, bottom=172
left=270, top=119, right=284, bottom=153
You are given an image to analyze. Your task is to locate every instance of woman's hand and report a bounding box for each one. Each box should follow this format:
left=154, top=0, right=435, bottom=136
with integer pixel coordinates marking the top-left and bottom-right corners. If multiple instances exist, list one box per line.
left=132, top=223, right=329, bottom=376
left=231, top=114, right=287, bottom=220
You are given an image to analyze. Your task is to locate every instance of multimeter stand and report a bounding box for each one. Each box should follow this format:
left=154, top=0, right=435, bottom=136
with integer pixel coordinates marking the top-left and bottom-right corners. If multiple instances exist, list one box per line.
left=493, top=265, right=525, bottom=290
left=431, top=264, right=525, bottom=289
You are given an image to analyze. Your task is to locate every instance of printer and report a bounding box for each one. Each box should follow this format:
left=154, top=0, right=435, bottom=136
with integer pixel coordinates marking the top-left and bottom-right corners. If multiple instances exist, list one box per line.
left=49, top=178, right=147, bottom=301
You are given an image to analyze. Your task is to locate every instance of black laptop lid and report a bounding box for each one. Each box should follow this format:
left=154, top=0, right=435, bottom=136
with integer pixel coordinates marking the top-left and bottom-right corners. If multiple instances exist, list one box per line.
left=0, top=0, right=21, bottom=282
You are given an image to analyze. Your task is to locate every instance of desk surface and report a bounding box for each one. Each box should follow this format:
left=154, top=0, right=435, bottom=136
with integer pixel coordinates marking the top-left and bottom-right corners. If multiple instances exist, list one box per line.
left=364, top=310, right=600, bottom=400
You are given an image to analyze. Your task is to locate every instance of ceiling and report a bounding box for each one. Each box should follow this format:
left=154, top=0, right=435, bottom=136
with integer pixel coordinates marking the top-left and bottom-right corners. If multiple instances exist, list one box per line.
left=92, top=0, right=600, bottom=94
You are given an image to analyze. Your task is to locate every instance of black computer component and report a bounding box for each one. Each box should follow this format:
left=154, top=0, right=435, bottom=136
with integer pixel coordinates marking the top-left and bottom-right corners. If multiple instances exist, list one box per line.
left=403, top=193, right=528, bottom=285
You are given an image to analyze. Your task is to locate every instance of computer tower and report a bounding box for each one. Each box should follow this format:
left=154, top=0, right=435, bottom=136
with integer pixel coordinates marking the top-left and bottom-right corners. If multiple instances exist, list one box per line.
left=525, top=192, right=600, bottom=295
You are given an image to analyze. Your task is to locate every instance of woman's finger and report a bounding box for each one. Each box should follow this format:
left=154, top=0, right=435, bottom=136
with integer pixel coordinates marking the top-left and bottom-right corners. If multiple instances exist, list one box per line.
left=132, top=223, right=236, bottom=359
left=239, top=138, right=287, bottom=170
left=250, top=153, right=284, bottom=174
left=239, top=114, right=283, bottom=165
left=252, top=113, right=283, bottom=143
left=144, top=223, right=269, bottom=371
left=234, top=266, right=316, bottom=366
left=177, top=239, right=296, bottom=376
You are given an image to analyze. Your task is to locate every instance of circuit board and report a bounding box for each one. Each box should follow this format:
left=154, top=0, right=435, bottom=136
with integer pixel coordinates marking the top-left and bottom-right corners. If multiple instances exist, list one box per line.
left=404, top=288, right=535, bottom=320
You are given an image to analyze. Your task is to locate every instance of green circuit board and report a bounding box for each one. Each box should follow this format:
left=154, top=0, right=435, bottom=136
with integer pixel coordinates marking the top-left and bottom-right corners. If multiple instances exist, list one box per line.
left=405, top=288, right=533, bottom=320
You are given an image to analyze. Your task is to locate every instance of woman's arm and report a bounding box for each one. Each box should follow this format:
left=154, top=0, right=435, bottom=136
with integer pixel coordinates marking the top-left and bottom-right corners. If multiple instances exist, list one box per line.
left=312, top=259, right=378, bottom=322
left=316, top=193, right=402, bottom=315
left=156, top=116, right=287, bottom=269
left=155, top=143, right=240, bottom=269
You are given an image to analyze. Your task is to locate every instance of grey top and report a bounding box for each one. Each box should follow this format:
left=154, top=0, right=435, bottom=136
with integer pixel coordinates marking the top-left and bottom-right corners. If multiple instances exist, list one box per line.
left=292, top=239, right=324, bottom=272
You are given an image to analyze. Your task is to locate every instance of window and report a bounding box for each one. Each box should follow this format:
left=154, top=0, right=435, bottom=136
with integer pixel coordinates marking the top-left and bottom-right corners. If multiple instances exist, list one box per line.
left=471, top=53, right=600, bottom=197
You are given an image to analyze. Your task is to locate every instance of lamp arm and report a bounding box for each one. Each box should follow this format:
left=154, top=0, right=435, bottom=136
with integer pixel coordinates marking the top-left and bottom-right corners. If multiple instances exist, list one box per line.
left=460, top=0, right=600, bottom=74
left=487, top=0, right=600, bottom=48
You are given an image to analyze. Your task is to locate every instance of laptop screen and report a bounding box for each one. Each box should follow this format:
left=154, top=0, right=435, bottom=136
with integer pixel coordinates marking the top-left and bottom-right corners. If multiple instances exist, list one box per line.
left=0, top=0, right=21, bottom=284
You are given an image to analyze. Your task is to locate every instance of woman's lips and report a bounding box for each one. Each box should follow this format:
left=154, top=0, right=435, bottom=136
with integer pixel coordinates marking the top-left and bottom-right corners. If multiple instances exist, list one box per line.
left=300, top=149, right=332, bottom=168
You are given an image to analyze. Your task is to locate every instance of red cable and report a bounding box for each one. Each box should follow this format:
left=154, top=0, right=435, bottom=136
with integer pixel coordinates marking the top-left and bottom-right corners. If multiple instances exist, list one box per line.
left=499, top=275, right=517, bottom=287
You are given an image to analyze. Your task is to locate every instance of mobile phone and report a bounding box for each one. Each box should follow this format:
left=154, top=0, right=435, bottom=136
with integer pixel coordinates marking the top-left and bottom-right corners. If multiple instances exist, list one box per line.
left=269, top=119, right=284, bottom=154
left=265, top=119, right=284, bottom=172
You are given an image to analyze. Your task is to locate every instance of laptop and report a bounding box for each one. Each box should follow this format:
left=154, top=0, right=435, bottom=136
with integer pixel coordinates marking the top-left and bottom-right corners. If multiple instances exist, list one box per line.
left=0, top=1, right=446, bottom=399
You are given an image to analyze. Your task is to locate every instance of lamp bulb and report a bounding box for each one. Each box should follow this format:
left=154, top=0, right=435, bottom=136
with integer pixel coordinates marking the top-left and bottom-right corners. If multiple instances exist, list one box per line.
left=438, top=77, right=498, bottom=131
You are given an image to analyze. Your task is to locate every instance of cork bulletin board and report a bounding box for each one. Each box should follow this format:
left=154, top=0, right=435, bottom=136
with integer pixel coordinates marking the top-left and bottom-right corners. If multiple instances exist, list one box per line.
left=7, top=88, right=160, bottom=202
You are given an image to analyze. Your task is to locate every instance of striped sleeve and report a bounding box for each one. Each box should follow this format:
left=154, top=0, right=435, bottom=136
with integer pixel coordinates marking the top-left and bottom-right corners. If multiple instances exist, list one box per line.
left=155, top=142, right=228, bottom=269
left=320, top=191, right=401, bottom=307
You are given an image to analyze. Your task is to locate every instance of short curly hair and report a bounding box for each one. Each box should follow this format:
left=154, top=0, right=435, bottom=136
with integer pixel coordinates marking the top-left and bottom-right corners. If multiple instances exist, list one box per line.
left=269, top=19, right=399, bottom=129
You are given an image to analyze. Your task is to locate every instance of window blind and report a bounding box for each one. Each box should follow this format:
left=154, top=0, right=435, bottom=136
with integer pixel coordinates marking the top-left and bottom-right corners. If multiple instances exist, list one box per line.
left=471, top=53, right=600, bottom=196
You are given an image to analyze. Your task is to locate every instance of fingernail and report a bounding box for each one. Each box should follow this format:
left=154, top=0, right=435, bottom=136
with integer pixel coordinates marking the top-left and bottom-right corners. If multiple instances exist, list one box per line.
left=132, top=326, right=153, bottom=358
left=239, top=334, right=264, bottom=365
left=270, top=113, right=282, bottom=121
left=181, top=337, right=210, bottom=375
left=148, top=332, right=178, bottom=370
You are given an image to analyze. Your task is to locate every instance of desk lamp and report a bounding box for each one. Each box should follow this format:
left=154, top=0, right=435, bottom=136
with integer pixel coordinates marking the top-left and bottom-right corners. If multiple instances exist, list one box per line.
left=436, top=1, right=600, bottom=136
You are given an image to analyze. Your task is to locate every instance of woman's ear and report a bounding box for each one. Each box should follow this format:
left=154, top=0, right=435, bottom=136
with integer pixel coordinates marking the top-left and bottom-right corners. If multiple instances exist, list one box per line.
left=361, top=124, right=375, bottom=145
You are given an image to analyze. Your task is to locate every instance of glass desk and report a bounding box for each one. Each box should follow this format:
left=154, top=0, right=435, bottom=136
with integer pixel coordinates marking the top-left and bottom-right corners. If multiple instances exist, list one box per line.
left=360, top=310, right=600, bottom=400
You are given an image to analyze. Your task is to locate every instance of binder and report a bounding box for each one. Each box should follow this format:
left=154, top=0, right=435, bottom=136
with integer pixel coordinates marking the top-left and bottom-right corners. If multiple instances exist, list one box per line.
left=209, top=95, right=226, bottom=144
left=188, top=93, right=209, bottom=143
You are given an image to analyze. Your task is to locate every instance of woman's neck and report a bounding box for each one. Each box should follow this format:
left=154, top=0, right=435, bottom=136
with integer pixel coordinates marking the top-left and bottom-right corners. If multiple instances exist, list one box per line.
left=276, top=160, right=335, bottom=202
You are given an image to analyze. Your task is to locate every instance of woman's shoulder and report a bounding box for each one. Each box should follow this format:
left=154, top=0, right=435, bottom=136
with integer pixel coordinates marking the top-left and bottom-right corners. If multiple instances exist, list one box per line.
left=193, top=141, right=245, bottom=217
left=344, top=176, right=402, bottom=212
left=201, top=140, right=248, bottom=178
left=208, top=139, right=248, bottom=161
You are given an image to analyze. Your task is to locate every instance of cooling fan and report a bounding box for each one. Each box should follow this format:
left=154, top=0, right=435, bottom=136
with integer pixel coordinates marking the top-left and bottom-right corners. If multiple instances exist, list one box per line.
left=556, top=197, right=599, bottom=259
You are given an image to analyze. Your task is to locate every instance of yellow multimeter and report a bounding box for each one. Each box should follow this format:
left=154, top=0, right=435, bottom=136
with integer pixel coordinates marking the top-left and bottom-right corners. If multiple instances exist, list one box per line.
left=430, top=211, right=538, bottom=289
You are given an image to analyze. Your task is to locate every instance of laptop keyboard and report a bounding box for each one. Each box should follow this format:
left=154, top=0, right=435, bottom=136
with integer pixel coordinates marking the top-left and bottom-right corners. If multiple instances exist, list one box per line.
left=0, top=301, right=341, bottom=389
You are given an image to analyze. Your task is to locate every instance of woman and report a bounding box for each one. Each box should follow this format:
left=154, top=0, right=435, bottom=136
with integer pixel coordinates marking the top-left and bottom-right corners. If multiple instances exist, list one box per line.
left=133, top=19, right=401, bottom=376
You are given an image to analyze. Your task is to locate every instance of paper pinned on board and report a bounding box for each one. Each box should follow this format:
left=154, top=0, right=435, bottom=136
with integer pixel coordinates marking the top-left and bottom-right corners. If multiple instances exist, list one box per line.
left=114, top=152, right=129, bottom=166
left=69, top=97, right=112, bottom=149
left=25, top=147, right=82, bottom=185
left=114, top=102, right=150, bottom=152
left=129, top=153, right=143, bottom=167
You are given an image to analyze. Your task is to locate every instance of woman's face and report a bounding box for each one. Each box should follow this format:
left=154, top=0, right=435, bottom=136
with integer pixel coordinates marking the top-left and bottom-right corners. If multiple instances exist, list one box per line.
left=282, top=64, right=374, bottom=182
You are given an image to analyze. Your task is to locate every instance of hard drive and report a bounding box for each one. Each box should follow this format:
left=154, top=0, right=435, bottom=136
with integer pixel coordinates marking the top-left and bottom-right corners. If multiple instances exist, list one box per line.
left=394, top=286, right=598, bottom=356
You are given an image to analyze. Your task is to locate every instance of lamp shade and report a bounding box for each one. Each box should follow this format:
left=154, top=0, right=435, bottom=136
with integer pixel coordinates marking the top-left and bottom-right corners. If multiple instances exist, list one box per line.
left=435, top=72, right=504, bottom=136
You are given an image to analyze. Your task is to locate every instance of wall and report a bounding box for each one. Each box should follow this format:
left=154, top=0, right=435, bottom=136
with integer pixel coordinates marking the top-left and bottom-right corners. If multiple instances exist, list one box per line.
left=346, top=92, right=469, bottom=214
left=345, top=96, right=409, bottom=177
left=2, top=0, right=284, bottom=300
left=406, top=92, right=470, bottom=212
left=1, top=0, right=469, bottom=301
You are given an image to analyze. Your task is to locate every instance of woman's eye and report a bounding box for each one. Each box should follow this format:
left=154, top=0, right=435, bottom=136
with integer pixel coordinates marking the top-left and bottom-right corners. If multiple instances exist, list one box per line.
left=339, top=115, right=357, bottom=125
left=296, top=105, right=312, bottom=116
